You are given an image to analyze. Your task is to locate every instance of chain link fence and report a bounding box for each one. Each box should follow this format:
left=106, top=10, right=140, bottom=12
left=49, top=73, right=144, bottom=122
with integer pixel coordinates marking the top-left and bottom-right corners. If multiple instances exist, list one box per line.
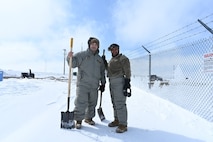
left=131, top=36, right=213, bottom=122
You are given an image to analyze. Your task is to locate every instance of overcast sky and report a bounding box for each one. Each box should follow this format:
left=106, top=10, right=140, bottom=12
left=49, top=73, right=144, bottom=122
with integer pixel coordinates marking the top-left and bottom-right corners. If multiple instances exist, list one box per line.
left=0, top=0, right=212, bottom=73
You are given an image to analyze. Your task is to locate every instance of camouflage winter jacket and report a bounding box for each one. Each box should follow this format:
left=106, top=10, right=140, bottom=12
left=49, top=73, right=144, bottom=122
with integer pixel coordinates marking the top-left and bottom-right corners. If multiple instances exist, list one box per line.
left=107, top=54, right=131, bottom=79
left=67, top=48, right=106, bottom=88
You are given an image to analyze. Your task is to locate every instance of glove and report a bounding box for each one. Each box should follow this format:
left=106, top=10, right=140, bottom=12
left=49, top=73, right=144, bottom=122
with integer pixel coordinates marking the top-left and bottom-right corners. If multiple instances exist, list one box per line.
left=123, top=88, right=131, bottom=97
left=123, top=78, right=131, bottom=97
left=123, top=78, right=131, bottom=89
left=99, top=84, right=105, bottom=92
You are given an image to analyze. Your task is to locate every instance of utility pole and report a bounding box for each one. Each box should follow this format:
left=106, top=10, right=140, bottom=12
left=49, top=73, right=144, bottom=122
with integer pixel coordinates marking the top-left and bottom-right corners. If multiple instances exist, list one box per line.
left=142, top=45, right=151, bottom=89
left=63, top=49, right=66, bottom=75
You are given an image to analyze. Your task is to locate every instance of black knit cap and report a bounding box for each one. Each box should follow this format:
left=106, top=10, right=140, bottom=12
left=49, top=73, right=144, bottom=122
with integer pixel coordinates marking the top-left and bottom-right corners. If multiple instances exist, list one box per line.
left=108, top=43, right=119, bottom=51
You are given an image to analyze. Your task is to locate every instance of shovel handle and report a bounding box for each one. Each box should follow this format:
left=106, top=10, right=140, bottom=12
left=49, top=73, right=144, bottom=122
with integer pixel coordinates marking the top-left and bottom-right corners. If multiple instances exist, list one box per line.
left=67, top=38, right=73, bottom=111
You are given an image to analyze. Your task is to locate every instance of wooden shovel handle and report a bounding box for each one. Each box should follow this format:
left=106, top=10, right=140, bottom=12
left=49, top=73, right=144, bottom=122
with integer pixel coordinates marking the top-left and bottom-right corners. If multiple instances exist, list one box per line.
left=67, top=38, right=73, bottom=111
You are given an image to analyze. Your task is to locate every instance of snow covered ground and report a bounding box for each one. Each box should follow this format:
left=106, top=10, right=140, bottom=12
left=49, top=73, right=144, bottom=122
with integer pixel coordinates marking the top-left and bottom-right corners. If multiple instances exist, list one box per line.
left=0, top=71, right=213, bottom=142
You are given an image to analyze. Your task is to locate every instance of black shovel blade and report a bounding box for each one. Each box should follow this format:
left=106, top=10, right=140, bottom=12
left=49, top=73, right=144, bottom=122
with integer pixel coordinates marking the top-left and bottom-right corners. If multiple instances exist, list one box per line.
left=97, top=107, right=105, bottom=121
left=61, top=111, right=75, bottom=129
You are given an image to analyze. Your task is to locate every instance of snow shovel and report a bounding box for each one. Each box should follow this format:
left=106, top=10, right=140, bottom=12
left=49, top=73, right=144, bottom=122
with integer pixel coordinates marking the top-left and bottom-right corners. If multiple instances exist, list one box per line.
left=97, top=91, right=105, bottom=121
left=61, top=38, right=75, bottom=129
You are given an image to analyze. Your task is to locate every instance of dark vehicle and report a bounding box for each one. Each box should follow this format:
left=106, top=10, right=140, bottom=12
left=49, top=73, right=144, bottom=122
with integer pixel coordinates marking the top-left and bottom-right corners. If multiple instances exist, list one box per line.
left=21, top=69, right=35, bottom=78
left=150, top=75, right=163, bottom=81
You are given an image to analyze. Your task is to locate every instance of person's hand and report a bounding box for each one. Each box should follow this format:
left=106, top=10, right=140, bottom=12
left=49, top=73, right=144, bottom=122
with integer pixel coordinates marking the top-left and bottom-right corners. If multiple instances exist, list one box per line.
left=123, top=78, right=132, bottom=97
left=99, top=84, right=105, bottom=92
left=123, top=78, right=131, bottom=97
left=67, top=51, right=73, bottom=58
left=123, top=88, right=131, bottom=97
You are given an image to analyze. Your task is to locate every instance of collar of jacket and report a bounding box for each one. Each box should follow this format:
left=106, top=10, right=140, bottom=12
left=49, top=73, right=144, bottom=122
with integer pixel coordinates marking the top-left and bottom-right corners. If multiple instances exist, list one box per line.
left=87, top=48, right=99, bottom=55
left=113, top=53, right=122, bottom=59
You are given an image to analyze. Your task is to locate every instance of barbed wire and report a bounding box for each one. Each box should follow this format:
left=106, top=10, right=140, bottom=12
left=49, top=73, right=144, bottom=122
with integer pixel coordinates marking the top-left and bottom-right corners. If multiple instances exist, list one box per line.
left=126, top=13, right=213, bottom=59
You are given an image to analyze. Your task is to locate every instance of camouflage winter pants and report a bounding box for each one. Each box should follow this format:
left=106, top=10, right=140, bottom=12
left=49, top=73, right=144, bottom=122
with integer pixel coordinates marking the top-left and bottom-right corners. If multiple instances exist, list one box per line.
left=109, top=77, right=127, bottom=126
left=74, top=85, right=98, bottom=121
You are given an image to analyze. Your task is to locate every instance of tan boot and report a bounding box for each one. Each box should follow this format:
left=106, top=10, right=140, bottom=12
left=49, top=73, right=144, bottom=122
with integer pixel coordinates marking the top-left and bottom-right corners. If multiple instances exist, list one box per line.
left=116, top=124, right=127, bottom=133
left=108, top=119, right=119, bottom=127
left=75, top=121, right=82, bottom=129
left=84, top=118, right=95, bottom=125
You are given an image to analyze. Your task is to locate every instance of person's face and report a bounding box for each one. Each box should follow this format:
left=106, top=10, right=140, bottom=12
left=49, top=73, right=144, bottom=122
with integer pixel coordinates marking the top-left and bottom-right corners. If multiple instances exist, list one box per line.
left=111, top=47, right=119, bottom=57
left=90, top=42, right=98, bottom=52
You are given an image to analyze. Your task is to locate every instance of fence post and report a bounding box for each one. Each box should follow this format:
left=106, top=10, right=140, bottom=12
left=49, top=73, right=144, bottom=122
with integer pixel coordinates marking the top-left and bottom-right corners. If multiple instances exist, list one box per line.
left=198, top=19, right=213, bottom=34
left=142, top=46, right=151, bottom=89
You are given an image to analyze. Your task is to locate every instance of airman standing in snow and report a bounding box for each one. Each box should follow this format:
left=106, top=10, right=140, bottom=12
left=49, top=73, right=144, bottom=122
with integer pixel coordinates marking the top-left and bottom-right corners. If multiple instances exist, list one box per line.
left=103, top=43, right=131, bottom=133
left=67, top=37, right=106, bottom=129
